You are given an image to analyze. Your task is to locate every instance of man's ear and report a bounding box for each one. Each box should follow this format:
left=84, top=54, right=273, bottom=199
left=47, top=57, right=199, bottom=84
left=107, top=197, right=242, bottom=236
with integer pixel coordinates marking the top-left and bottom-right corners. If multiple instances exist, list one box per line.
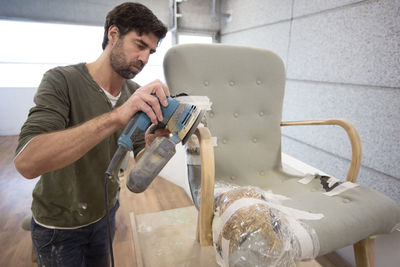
left=107, top=25, right=120, bottom=46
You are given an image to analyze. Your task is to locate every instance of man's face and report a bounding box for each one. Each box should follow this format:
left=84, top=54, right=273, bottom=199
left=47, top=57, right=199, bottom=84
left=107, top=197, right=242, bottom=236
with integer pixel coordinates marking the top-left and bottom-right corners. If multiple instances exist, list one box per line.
left=110, top=30, right=159, bottom=79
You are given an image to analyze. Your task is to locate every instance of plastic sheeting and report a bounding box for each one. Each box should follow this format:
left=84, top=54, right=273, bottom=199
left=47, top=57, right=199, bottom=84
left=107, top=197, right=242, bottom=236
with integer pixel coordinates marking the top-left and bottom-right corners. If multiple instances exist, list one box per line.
left=212, top=182, right=322, bottom=267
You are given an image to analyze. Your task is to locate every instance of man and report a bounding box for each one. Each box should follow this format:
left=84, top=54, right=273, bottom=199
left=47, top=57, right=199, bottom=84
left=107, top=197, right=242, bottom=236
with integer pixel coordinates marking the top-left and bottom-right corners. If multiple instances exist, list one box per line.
left=14, top=2, right=169, bottom=266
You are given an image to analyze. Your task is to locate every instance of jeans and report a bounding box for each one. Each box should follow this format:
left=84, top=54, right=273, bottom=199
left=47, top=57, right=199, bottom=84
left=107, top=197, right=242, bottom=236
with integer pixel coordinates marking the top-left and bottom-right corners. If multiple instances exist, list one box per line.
left=31, top=201, right=119, bottom=267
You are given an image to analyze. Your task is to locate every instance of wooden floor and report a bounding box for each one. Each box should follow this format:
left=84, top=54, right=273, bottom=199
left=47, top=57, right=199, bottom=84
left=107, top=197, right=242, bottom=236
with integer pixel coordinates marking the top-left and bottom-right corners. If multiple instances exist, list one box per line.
left=0, top=136, right=343, bottom=267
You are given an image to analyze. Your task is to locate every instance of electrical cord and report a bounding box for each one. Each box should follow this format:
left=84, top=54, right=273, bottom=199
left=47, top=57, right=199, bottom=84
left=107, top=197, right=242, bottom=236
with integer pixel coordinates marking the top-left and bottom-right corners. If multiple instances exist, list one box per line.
left=104, top=146, right=127, bottom=267
left=104, top=173, right=115, bottom=267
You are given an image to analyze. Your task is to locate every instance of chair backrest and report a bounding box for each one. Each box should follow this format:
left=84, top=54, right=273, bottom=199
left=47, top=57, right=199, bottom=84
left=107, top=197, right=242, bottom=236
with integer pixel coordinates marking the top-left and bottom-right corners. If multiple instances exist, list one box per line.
left=164, top=44, right=286, bottom=186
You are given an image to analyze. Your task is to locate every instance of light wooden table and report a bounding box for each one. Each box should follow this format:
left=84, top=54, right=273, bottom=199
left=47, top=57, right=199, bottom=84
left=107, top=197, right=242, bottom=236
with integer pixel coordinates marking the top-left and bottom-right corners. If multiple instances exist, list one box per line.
left=130, top=206, right=218, bottom=267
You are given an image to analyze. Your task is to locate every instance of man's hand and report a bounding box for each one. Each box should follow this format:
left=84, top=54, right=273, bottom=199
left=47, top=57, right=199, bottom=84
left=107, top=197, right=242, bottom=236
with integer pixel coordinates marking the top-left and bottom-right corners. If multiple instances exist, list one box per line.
left=145, top=127, right=170, bottom=149
left=135, top=126, right=170, bottom=160
left=115, top=79, right=170, bottom=127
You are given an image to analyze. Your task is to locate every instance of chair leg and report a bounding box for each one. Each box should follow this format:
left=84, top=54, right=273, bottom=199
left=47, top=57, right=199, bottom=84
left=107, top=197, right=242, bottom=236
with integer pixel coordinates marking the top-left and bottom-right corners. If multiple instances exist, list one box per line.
left=196, top=214, right=200, bottom=242
left=353, top=237, right=374, bottom=267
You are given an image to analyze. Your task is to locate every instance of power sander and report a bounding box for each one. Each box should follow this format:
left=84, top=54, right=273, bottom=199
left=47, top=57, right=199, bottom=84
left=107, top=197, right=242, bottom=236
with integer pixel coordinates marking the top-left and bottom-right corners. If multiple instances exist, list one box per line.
left=105, top=95, right=205, bottom=193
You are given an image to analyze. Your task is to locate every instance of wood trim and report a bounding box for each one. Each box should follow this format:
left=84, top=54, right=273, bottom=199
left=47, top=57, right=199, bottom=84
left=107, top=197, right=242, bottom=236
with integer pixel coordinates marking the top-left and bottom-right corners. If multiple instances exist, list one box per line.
left=281, top=119, right=362, bottom=183
left=195, top=127, right=215, bottom=246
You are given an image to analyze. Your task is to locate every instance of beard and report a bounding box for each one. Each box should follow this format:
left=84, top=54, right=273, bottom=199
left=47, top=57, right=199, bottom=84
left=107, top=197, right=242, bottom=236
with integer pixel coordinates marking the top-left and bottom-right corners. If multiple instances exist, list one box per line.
left=110, top=39, right=144, bottom=79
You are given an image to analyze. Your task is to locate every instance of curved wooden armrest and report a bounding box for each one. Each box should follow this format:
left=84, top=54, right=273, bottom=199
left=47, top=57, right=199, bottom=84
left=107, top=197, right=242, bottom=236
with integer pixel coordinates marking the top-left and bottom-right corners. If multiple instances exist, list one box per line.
left=194, top=127, right=215, bottom=246
left=280, top=119, right=362, bottom=183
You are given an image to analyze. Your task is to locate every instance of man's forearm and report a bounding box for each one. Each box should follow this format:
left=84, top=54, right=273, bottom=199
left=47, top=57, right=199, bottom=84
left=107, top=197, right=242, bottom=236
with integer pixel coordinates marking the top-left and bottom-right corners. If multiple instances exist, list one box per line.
left=15, top=79, right=170, bottom=179
left=14, top=111, right=122, bottom=179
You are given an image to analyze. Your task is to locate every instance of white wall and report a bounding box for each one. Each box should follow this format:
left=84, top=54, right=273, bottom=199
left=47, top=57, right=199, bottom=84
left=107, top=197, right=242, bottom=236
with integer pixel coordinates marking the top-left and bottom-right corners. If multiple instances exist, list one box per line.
left=336, top=230, right=400, bottom=267
left=0, top=87, right=35, bottom=136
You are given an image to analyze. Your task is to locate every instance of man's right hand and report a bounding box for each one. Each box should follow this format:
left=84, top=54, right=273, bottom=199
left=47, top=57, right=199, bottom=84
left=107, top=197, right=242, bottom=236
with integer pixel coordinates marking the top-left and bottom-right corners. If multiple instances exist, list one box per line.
left=115, top=79, right=170, bottom=127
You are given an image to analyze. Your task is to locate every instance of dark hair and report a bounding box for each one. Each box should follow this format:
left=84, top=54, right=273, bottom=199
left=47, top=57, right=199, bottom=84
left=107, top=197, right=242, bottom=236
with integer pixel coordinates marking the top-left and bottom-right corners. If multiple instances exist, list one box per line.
left=102, top=2, right=168, bottom=50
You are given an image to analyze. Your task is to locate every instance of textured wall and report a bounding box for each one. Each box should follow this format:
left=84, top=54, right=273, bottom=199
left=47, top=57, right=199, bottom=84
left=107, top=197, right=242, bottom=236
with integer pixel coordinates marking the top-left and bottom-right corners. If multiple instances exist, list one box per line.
left=220, top=0, right=400, bottom=206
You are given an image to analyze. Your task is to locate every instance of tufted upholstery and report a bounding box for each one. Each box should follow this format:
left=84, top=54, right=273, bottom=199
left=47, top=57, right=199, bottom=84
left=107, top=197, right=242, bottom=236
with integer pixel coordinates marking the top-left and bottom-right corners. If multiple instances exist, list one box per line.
left=163, top=44, right=400, bottom=263
left=165, top=44, right=285, bottom=186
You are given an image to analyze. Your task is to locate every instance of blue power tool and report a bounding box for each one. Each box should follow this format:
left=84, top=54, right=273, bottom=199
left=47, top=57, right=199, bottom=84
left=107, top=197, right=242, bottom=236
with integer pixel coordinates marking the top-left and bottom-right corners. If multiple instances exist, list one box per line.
left=106, top=96, right=205, bottom=193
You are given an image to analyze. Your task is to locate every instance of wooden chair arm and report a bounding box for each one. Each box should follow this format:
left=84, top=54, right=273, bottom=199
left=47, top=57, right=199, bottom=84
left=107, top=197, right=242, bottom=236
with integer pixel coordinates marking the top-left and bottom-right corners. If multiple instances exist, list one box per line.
left=194, top=127, right=215, bottom=246
left=280, top=119, right=362, bottom=183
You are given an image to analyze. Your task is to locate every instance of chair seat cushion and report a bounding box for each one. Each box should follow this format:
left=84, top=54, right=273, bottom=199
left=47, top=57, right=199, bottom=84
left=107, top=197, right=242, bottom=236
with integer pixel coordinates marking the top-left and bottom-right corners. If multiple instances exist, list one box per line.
left=215, top=173, right=400, bottom=260
left=256, top=172, right=400, bottom=256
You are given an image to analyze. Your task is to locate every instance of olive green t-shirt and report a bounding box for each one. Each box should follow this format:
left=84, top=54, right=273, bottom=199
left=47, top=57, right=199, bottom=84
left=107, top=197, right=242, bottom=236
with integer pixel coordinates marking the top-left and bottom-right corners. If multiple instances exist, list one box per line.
left=16, top=63, right=145, bottom=228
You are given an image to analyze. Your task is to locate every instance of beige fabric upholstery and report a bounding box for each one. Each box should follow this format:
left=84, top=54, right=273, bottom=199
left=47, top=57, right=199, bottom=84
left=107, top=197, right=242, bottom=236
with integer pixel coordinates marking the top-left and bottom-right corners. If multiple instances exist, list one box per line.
left=165, top=44, right=284, bottom=183
left=163, top=43, right=400, bottom=257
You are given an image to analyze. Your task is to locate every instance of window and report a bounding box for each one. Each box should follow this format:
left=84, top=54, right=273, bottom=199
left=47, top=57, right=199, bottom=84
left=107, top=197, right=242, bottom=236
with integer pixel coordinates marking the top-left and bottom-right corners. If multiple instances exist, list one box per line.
left=0, top=20, right=104, bottom=87
left=0, top=19, right=213, bottom=88
left=178, top=34, right=213, bottom=44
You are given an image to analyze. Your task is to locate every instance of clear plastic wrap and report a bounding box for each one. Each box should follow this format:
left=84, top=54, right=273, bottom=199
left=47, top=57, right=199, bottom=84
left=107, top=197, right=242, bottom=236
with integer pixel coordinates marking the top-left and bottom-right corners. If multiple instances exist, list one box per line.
left=185, top=134, right=202, bottom=208
left=181, top=95, right=212, bottom=208
left=212, top=182, right=321, bottom=267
